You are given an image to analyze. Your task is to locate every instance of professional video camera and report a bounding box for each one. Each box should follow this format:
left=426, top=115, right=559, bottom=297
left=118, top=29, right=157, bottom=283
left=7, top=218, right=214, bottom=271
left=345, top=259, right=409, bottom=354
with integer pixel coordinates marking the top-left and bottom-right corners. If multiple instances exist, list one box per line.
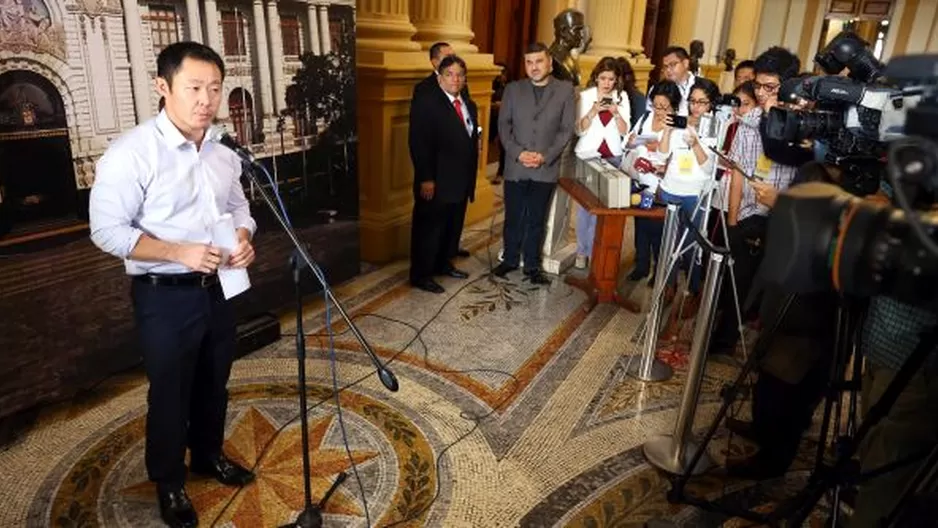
left=764, top=31, right=925, bottom=194
left=761, top=52, right=938, bottom=308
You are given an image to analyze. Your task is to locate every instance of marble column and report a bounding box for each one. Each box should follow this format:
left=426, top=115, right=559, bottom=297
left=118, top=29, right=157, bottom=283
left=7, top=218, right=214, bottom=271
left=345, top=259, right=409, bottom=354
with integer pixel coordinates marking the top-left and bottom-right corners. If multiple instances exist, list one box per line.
left=356, top=0, right=421, bottom=52
left=318, top=5, right=331, bottom=54
left=668, top=0, right=697, bottom=49
left=121, top=0, right=151, bottom=122
left=580, top=0, right=653, bottom=92
left=410, top=0, right=477, bottom=53
left=585, top=0, right=638, bottom=57
left=252, top=0, right=274, bottom=117
left=185, top=0, right=202, bottom=42
left=306, top=1, right=321, bottom=55
left=266, top=0, right=286, bottom=113
left=725, top=0, right=764, bottom=60
left=355, top=0, right=497, bottom=262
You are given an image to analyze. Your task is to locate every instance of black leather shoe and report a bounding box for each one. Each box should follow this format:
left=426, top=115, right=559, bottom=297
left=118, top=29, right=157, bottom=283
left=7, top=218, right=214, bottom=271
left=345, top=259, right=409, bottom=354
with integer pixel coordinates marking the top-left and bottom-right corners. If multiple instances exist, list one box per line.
left=491, top=263, right=517, bottom=278
left=524, top=271, right=551, bottom=285
left=157, top=485, right=198, bottom=527
left=190, top=454, right=255, bottom=487
left=438, top=267, right=469, bottom=279
left=411, top=278, right=445, bottom=294
left=456, top=248, right=471, bottom=258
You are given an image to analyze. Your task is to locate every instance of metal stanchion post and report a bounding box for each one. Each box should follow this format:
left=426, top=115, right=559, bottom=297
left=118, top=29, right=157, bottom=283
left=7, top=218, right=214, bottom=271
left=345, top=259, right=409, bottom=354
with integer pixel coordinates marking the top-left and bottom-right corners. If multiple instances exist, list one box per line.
left=643, top=251, right=725, bottom=474
left=627, top=204, right=679, bottom=381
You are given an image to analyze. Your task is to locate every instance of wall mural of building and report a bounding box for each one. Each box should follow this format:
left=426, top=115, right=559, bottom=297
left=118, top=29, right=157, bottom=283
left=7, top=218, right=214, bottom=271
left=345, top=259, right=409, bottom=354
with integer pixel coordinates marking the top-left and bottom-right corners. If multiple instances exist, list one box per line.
left=0, top=0, right=361, bottom=419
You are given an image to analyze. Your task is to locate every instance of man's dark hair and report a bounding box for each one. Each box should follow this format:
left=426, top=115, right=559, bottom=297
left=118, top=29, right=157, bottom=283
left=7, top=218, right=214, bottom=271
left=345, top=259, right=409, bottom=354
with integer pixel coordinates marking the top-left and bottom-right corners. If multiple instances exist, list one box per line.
left=157, top=41, right=225, bottom=86
left=754, top=46, right=801, bottom=81
left=437, top=55, right=467, bottom=75
left=429, top=42, right=451, bottom=61
left=525, top=42, right=550, bottom=55
left=735, top=60, right=755, bottom=74
left=662, top=46, right=690, bottom=61
left=649, top=80, right=682, bottom=112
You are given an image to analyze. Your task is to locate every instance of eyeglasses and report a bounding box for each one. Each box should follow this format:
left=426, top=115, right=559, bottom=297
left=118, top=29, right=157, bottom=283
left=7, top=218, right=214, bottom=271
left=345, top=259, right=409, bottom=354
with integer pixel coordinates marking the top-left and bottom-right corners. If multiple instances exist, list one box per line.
left=754, top=81, right=780, bottom=94
left=663, top=61, right=682, bottom=71
left=652, top=104, right=672, bottom=112
left=689, top=98, right=711, bottom=107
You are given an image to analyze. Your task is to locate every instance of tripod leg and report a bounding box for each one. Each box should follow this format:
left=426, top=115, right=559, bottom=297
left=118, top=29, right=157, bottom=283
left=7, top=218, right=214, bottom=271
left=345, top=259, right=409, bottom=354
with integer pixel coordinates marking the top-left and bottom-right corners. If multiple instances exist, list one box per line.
left=318, top=472, right=348, bottom=509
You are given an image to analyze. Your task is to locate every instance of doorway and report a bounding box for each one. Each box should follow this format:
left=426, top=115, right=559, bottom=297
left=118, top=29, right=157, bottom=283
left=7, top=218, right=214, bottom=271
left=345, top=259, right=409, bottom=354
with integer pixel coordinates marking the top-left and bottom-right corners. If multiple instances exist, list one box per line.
left=0, top=70, right=77, bottom=240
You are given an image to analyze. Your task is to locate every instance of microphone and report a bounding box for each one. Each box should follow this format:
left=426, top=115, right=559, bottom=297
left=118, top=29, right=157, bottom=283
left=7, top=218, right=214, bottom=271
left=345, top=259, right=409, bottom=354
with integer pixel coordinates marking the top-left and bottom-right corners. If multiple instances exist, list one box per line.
left=214, top=128, right=256, bottom=162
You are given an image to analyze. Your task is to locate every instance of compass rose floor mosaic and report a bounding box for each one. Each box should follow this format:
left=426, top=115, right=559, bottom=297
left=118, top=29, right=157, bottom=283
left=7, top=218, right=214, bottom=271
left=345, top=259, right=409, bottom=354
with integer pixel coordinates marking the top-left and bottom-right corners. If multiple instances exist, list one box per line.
left=0, top=213, right=833, bottom=527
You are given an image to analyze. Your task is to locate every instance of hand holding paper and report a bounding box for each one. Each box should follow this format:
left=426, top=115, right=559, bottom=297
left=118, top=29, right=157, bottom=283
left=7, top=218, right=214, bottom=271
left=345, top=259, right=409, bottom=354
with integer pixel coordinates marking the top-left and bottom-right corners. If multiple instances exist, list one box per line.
left=212, top=214, right=252, bottom=300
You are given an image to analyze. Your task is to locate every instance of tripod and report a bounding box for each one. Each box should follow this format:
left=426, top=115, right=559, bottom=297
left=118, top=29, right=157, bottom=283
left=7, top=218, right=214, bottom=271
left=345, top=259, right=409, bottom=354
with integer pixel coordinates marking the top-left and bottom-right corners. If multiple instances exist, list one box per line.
left=238, top=159, right=400, bottom=528
left=667, top=288, right=938, bottom=526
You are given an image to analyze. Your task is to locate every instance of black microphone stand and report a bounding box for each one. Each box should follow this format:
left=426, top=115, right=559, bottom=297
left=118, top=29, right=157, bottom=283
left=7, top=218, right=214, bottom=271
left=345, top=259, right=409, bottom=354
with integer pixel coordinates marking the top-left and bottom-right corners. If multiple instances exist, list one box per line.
left=237, top=157, right=399, bottom=528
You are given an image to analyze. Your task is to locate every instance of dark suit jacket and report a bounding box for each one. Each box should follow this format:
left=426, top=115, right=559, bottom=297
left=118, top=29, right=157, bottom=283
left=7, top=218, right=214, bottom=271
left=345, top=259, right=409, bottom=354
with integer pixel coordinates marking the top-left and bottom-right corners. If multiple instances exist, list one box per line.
left=408, top=84, right=480, bottom=204
left=498, top=77, right=576, bottom=183
left=413, top=73, right=470, bottom=101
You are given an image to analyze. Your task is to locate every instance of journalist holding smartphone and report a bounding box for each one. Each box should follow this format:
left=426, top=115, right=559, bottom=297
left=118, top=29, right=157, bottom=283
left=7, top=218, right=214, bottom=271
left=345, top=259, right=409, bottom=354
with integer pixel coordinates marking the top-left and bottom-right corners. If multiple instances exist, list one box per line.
left=656, top=77, right=721, bottom=313
left=572, top=57, right=632, bottom=269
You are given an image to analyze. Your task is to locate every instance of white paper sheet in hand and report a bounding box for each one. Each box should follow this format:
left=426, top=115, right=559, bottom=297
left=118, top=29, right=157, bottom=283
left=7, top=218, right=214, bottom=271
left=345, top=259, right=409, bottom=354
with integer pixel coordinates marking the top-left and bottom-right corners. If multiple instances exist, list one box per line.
left=212, top=213, right=251, bottom=300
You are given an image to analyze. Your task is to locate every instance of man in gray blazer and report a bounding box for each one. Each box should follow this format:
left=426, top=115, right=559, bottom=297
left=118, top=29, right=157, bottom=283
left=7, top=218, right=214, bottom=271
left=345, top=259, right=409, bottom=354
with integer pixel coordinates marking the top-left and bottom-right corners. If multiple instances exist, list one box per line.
left=493, top=42, right=576, bottom=284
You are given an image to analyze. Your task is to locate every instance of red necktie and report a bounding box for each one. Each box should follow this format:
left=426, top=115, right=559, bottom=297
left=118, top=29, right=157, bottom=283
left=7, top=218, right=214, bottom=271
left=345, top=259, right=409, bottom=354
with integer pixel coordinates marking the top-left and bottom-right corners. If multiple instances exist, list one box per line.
left=454, top=99, right=465, bottom=124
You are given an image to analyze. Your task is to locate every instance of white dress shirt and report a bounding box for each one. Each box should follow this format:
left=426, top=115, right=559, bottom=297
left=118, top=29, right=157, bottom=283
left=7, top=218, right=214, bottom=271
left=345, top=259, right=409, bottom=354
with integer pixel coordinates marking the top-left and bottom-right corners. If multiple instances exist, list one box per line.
left=89, top=110, right=256, bottom=275
left=442, top=87, right=474, bottom=136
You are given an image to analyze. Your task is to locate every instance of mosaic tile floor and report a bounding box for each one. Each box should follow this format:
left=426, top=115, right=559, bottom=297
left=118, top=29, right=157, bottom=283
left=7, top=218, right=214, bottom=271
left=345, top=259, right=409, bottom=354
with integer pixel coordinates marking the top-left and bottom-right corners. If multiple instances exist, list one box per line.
left=0, top=204, right=836, bottom=527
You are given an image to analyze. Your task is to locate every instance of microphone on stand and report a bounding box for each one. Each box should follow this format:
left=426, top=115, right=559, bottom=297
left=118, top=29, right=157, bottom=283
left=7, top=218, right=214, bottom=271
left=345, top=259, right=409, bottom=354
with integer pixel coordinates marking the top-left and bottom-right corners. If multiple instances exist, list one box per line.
left=214, top=128, right=257, bottom=162
left=214, top=129, right=400, bottom=393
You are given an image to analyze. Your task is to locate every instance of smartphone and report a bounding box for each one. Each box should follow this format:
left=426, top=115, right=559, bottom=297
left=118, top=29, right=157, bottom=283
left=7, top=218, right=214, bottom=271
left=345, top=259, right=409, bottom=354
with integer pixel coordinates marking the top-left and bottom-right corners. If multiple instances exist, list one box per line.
left=707, top=146, right=764, bottom=181
left=600, top=97, right=613, bottom=106
left=669, top=114, right=688, bottom=129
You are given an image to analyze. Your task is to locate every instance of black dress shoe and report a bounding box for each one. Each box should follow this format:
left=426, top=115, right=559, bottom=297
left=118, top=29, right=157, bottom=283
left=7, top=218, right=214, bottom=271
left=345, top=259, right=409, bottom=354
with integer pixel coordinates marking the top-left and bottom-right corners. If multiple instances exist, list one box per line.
left=157, top=485, right=198, bottom=527
left=438, top=267, right=469, bottom=279
left=524, top=271, right=551, bottom=285
left=190, top=454, right=255, bottom=487
left=491, top=262, right=517, bottom=278
left=411, top=278, right=445, bottom=294
left=456, top=248, right=471, bottom=258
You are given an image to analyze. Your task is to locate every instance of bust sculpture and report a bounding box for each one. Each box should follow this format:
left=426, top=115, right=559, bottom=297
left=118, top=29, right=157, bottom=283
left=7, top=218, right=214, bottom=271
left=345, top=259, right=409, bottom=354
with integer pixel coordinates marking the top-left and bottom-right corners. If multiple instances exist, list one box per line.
left=722, top=48, right=737, bottom=72
left=548, top=9, right=589, bottom=86
left=689, top=39, right=705, bottom=75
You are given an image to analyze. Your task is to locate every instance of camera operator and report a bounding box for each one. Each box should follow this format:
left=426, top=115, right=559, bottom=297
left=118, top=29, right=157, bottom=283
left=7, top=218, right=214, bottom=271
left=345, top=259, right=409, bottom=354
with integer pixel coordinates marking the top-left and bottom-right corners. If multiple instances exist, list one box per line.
left=724, top=161, right=841, bottom=479
left=708, top=47, right=813, bottom=356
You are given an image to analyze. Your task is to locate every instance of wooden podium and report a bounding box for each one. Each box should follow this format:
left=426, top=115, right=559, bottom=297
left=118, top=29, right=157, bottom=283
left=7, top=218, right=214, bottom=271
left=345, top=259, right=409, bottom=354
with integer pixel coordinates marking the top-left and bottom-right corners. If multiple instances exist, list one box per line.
left=558, top=177, right=665, bottom=312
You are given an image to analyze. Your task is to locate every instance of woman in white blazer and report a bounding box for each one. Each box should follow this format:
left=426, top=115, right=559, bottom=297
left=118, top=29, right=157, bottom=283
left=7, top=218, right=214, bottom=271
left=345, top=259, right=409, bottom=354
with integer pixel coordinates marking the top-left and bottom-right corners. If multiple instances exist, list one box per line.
left=573, top=57, right=631, bottom=268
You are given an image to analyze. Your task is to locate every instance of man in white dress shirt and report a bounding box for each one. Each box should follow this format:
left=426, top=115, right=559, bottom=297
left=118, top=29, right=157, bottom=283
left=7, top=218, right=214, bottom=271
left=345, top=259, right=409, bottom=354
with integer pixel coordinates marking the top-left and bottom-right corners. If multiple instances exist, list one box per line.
left=89, top=42, right=256, bottom=528
left=648, top=46, right=696, bottom=116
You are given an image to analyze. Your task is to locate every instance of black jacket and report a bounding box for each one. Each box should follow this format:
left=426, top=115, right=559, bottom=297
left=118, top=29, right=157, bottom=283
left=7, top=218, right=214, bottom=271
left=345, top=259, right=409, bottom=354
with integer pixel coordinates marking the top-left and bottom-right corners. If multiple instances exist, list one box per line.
left=408, top=84, right=480, bottom=204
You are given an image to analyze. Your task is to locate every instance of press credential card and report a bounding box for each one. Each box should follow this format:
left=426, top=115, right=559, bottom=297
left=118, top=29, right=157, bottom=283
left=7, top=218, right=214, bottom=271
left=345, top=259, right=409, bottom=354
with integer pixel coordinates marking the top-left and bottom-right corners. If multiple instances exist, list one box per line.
left=212, top=213, right=251, bottom=300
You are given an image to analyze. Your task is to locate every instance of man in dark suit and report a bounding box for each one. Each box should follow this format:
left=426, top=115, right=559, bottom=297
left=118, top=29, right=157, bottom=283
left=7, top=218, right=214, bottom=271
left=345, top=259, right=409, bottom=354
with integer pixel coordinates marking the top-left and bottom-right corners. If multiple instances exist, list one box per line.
left=413, top=41, right=472, bottom=258
left=493, top=42, right=576, bottom=284
left=408, top=55, right=479, bottom=294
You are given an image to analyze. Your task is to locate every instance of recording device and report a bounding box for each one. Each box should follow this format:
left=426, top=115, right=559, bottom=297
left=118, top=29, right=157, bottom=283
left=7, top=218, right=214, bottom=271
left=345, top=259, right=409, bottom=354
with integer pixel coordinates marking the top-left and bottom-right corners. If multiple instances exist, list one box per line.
left=600, top=96, right=614, bottom=106
left=761, top=52, right=938, bottom=308
left=669, top=114, right=688, bottom=129
left=765, top=30, right=925, bottom=196
left=707, top=146, right=763, bottom=181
